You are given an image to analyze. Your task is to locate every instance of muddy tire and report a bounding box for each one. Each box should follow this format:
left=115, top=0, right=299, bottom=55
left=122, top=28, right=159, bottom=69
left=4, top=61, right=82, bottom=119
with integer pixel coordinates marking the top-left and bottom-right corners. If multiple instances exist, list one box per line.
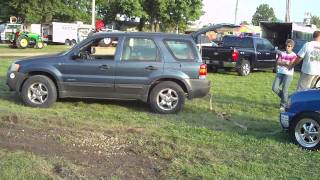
left=149, top=81, right=185, bottom=114
left=16, top=36, right=28, bottom=48
left=237, top=59, right=251, bottom=76
left=21, top=75, right=57, bottom=108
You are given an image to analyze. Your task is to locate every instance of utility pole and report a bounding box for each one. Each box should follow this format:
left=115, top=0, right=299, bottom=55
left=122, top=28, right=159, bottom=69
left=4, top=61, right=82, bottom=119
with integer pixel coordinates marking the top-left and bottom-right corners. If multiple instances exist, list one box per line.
left=234, top=0, right=239, bottom=24
left=285, top=0, right=291, bottom=22
left=92, top=0, right=96, bottom=28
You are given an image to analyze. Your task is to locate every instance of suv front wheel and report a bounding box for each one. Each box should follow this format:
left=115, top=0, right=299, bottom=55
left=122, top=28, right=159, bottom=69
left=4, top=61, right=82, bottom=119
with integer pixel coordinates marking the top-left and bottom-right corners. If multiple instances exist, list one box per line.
left=21, top=75, right=57, bottom=108
left=149, top=81, right=185, bottom=114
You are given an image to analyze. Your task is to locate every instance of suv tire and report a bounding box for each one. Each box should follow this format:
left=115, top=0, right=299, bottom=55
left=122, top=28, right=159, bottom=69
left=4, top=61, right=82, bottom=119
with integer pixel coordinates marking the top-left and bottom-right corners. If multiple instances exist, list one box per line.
left=21, top=75, right=57, bottom=108
left=149, top=81, right=185, bottom=114
left=237, top=59, right=251, bottom=76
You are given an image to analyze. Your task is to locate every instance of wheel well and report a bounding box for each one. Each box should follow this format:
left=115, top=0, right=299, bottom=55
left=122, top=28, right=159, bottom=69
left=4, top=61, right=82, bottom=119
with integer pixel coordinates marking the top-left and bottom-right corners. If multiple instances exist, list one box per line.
left=21, top=71, right=59, bottom=97
left=147, top=78, right=188, bottom=101
left=290, top=111, right=320, bottom=128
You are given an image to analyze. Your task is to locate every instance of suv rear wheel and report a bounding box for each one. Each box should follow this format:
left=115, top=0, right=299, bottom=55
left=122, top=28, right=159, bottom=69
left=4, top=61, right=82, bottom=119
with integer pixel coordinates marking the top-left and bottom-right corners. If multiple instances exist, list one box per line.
left=149, top=81, right=185, bottom=114
left=237, top=59, right=251, bottom=76
left=21, top=75, right=57, bottom=108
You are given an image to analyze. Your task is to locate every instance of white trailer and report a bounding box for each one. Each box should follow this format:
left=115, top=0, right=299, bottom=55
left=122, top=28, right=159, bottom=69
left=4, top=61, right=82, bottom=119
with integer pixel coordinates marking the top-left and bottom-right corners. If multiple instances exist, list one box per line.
left=42, top=22, right=80, bottom=45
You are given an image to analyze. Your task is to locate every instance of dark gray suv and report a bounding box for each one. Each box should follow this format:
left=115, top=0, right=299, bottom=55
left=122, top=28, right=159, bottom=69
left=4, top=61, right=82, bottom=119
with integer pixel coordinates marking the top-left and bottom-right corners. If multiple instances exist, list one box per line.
left=7, top=32, right=211, bottom=114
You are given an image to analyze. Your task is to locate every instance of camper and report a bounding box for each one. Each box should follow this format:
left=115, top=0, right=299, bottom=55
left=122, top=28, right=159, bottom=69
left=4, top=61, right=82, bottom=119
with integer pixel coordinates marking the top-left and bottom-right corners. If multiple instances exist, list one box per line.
left=42, top=22, right=92, bottom=45
left=260, top=22, right=318, bottom=51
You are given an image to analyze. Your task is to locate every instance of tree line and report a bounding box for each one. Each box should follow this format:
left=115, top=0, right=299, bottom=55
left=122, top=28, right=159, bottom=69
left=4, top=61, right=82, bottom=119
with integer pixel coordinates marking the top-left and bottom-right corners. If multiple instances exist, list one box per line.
left=1, top=1, right=319, bottom=32
left=0, top=0, right=203, bottom=32
left=252, top=4, right=320, bottom=28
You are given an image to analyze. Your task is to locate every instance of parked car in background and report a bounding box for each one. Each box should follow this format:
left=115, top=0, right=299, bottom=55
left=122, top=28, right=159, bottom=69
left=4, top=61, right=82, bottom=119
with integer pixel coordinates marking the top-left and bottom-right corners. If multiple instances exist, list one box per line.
left=280, top=85, right=320, bottom=150
left=6, top=32, right=211, bottom=114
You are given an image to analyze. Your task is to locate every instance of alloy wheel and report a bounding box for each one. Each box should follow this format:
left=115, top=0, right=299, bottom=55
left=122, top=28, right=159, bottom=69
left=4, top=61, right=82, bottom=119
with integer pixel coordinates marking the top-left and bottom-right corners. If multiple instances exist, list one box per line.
left=156, top=88, right=179, bottom=111
left=295, top=118, right=320, bottom=148
left=27, top=83, right=49, bottom=104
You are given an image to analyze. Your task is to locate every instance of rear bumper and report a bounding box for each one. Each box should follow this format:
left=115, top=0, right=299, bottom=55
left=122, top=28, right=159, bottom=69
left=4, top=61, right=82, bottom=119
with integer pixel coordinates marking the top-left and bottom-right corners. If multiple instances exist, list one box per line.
left=6, top=71, right=26, bottom=92
left=187, top=79, right=211, bottom=99
left=205, top=60, right=237, bottom=68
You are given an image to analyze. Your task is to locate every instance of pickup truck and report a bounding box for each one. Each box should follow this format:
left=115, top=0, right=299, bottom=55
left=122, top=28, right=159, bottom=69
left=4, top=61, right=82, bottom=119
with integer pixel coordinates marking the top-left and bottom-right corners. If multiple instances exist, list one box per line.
left=191, top=24, right=277, bottom=76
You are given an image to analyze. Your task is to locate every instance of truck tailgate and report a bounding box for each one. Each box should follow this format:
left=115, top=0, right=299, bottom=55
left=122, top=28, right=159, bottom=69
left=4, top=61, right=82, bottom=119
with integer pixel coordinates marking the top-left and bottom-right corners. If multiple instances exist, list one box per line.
left=201, top=46, right=233, bottom=63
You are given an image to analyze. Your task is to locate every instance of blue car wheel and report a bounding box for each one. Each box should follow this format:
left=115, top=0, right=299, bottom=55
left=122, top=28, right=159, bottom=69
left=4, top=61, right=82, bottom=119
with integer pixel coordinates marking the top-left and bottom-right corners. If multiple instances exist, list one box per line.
left=290, top=113, right=320, bottom=150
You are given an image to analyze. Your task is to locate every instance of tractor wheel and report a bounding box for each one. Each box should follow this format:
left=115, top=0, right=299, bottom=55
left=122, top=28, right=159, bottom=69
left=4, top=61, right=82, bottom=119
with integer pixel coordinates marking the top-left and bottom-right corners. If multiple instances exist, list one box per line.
left=35, top=41, right=44, bottom=49
left=71, top=39, right=77, bottom=46
left=65, top=39, right=71, bottom=46
left=16, top=36, right=29, bottom=48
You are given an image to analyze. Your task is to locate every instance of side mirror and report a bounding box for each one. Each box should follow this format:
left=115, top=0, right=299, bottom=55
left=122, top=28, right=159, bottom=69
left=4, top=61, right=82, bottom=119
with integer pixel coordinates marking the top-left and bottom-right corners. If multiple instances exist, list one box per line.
left=275, top=46, right=278, bottom=50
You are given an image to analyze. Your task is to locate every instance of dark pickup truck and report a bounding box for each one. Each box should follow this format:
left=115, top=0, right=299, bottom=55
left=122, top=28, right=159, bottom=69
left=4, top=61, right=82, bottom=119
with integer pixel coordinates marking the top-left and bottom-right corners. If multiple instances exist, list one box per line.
left=202, top=36, right=277, bottom=76
left=191, top=24, right=277, bottom=76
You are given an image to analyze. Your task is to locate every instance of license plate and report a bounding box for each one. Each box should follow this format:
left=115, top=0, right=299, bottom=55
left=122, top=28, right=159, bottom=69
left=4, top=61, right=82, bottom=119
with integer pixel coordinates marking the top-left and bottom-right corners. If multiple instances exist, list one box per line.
left=280, top=114, right=289, bottom=128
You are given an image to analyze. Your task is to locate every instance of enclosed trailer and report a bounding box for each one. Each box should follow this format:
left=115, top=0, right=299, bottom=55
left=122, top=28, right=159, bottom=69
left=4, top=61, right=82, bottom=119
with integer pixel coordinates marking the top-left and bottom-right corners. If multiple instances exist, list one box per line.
left=260, top=22, right=318, bottom=50
left=41, top=22, right=92, bottom=45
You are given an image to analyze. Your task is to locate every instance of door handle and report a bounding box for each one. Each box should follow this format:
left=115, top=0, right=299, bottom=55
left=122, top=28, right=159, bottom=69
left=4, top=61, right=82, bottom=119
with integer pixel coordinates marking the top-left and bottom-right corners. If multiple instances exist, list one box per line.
left=99, top=64, right=110, bottom=70
left=145, top=66, right=158, bottom=70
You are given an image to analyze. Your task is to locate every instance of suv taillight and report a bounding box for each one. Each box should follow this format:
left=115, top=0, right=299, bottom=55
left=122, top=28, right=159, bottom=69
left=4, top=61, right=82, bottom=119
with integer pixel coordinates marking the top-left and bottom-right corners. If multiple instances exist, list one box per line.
left=232, top=49, right=239, bottom=61
left=199, top=64, right=207, bottom=79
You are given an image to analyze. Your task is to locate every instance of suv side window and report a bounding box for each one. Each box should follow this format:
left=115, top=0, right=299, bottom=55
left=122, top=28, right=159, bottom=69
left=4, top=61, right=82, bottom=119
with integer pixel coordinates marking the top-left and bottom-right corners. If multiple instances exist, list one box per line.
left=164, top=40, right=196, bottom=60
left=122, top=38, right=158, bottom=61
left=79, top=36, right=118, bottom=60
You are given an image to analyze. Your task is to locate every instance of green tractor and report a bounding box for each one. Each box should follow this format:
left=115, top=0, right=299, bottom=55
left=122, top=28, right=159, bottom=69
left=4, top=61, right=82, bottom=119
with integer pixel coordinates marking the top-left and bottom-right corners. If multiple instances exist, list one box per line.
left=10, top=31, right=45, bottom=49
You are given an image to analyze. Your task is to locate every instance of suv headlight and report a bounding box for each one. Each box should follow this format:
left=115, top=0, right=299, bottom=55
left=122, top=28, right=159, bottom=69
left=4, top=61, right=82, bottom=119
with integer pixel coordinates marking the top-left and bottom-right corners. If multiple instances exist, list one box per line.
left=9, top=63, right=20, bottom=72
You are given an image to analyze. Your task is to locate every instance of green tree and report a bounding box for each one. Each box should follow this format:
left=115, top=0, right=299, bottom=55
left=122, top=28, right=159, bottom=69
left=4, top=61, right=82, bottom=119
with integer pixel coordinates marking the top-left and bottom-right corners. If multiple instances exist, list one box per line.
left=160, top=0, right=203, bottom=33
left=0, top=0, right=91, bottom=24
left=311, top=16, right=320, bottom=28
left=252, top=4, right=277, bottom=26
left=97, top=0, right=145, bottom=25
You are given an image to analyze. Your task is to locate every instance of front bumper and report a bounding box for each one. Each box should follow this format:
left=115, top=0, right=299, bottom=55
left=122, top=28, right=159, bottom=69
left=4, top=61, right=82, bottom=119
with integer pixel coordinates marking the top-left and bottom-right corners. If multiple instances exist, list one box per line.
left=6, top=71, right=26, bottom=92
left=187, top=79, right=211, bottom=99
left=279, top=111, right=295, bottom=130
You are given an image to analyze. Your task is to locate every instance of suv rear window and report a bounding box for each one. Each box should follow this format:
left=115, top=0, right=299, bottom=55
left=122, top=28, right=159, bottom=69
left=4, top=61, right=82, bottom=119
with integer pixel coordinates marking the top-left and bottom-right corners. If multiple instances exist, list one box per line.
left=223, top=36, right=253, bottom=48
left=164, top=40, right=196, bottom=61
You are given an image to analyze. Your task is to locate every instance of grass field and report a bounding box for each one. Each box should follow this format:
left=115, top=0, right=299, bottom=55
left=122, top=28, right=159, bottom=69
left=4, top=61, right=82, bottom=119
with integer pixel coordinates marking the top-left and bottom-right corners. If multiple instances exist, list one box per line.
left=0, top=43, right=69, bottom=55
left=0, top=55, right=320, bottom=179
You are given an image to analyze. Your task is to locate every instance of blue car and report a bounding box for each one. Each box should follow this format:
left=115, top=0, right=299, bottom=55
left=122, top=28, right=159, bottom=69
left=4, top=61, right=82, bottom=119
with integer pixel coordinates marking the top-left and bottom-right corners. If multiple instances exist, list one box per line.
left=280, top=87, right=320, bottom=150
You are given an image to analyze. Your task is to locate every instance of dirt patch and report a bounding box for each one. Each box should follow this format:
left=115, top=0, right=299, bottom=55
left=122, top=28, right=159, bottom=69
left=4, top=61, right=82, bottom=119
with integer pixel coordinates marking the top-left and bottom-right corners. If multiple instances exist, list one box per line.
left=0, top=120, right=166, bottom=179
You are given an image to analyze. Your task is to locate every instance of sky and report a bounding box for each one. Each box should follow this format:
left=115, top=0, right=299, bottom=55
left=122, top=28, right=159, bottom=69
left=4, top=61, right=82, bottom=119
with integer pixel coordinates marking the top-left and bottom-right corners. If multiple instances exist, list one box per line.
left=198, top=0, right=320, bottom=25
